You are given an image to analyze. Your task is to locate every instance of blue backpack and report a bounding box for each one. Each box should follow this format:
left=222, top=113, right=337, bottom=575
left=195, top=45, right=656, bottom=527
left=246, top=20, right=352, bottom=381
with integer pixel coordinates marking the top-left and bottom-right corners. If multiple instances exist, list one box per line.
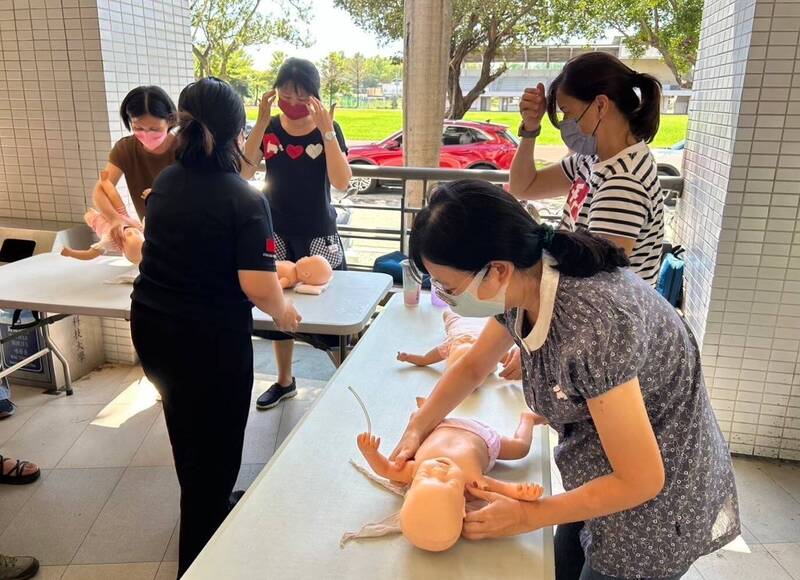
left=372, top=251, right=430, bottom=289
left=657, top=245, right=685, bottom=307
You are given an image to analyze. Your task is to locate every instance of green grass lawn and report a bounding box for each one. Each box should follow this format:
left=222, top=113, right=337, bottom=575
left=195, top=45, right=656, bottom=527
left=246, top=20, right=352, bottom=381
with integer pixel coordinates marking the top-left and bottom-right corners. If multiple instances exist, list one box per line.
left=246, top=107, right=688, bottom=148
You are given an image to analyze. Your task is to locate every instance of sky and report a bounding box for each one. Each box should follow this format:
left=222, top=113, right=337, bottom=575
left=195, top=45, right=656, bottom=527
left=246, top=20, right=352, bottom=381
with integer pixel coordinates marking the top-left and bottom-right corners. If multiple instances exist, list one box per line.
left=248, top=0, right=403, bottom=68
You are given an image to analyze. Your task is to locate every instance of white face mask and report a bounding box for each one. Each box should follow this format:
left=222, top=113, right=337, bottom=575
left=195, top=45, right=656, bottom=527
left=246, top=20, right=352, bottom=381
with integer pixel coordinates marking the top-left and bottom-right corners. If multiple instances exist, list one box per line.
left=434, top=265, right=509, bottom=318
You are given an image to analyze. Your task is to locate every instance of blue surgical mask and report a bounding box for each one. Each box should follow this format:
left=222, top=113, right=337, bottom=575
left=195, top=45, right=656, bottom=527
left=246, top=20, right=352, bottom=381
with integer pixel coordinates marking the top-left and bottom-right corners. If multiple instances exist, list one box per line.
left=433, top=265, right=509, bottom=318
left=560, top=102, right=600, bottom=156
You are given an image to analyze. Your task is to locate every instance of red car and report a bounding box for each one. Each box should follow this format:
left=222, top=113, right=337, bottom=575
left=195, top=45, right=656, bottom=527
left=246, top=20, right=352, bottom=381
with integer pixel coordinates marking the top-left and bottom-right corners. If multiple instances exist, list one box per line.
left=347, top=120, right=518, bottom=193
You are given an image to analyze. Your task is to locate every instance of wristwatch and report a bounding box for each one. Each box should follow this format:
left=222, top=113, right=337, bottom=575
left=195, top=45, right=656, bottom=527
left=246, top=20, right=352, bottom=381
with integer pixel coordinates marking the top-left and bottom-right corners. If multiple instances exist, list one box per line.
left=323, top=130, right=336, bottom=142
left=517, top=123, right=541, bottom=139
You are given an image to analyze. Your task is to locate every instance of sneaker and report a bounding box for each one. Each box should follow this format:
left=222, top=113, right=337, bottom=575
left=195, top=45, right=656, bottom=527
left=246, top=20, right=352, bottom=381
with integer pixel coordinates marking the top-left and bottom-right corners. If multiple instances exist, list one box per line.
left=256, top=379, right=297, bottom=410
left=0, top=400, right=15, bottom=420
left=0, top=554, right=39, bottom=580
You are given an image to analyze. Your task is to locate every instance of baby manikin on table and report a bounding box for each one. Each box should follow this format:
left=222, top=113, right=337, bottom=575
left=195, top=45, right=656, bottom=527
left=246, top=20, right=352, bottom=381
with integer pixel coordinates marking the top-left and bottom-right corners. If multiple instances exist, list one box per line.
left=344, top=397, right=544, bottom=552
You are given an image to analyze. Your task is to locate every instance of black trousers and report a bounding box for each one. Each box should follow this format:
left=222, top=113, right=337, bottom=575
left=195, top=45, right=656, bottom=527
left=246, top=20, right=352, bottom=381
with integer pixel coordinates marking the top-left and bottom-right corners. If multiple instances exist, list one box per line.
left=131, top=301, right=253, bottom=578
left=555, top=522, right=687, bottom=580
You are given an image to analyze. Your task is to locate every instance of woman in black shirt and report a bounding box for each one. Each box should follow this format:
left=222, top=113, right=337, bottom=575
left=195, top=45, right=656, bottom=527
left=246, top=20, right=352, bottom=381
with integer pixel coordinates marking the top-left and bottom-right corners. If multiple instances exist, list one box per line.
left=131, top=77, right=300, bottom=577
left=242, top=57, right=352, bottom=410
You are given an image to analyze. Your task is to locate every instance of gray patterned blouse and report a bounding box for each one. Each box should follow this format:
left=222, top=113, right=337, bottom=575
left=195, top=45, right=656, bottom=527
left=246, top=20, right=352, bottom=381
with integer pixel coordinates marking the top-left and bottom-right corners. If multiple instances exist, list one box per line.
left=497, top=256, right=740, bottom=578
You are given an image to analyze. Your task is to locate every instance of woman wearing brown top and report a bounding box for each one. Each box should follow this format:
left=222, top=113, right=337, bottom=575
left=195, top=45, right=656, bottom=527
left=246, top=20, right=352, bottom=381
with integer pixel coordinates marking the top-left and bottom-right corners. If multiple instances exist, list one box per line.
left=93, top=86, right=178, bottom=228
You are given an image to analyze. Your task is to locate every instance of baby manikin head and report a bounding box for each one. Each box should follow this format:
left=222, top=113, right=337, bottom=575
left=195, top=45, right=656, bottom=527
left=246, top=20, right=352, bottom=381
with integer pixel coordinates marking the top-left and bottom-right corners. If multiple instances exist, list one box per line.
left=400, top=457, right=466, bottom=552
left=121, top=226, right=144, bottom=265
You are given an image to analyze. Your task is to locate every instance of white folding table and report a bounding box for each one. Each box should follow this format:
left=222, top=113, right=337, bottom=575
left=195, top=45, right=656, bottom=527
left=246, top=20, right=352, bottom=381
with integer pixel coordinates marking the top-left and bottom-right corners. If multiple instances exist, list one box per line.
left=0, top=253, right=392, bottom=393
left=184, top=293, right=554, bottom=580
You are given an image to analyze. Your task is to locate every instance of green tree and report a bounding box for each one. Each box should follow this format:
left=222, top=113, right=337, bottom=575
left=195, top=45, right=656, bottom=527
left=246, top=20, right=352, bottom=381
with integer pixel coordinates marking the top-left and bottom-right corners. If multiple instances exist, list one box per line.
left=195, top=48, right=257, bottom=97
left=318, top=52, right=349, bottom=107
left=577, top=0, right=703, bottom=88
left=349, top=52, right=366, bottom=107
left=191, top=0, right=308, bottom=81
left=334, top=0, right=569, bottom=119
left=362, top=55, right=402, bottom=88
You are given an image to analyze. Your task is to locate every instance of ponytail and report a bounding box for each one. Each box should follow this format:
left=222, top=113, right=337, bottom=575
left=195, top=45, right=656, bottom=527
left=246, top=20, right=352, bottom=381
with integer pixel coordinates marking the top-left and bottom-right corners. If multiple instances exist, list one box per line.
left=176, top=112, right=215, bottom=162
left=175, top=77, right=247, bottom=173
left=546, top=228, right=629, bottom=278
left=629, top=72, right=662, bottom=143
left=410, top=180, right=628, bottom=279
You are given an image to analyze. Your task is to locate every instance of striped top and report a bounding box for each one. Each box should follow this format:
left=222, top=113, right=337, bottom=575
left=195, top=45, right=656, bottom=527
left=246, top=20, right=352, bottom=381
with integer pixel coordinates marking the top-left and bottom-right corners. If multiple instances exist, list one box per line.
left=559, top=141, right=665, bottom=286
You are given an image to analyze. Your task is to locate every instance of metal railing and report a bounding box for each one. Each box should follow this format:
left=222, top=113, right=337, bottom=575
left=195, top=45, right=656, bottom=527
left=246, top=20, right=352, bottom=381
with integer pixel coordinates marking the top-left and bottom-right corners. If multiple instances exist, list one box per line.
left=334, top=165, right=684, bottom=271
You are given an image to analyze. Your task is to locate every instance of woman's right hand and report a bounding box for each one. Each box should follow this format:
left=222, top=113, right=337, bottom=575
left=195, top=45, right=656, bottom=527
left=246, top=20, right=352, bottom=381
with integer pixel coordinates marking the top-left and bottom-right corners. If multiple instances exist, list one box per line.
left=275, top=300, right=301, bottom=332
left=389, top=412, right=425, bottom=467
left=257, top=90, right=277, bottom=125
left=519, top=83, right=546, bottom=132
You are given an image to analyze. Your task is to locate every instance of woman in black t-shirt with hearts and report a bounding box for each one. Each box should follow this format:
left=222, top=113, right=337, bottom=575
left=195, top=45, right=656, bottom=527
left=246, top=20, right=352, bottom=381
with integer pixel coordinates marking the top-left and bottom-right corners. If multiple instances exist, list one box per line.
left=242, top=58, right=352, bottom=411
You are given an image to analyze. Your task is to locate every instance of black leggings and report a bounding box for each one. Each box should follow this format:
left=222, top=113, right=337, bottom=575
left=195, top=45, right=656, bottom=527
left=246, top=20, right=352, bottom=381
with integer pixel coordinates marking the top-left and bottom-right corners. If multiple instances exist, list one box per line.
left=555, top=522, right=687, bottom=580
left=131, top=301, right=253, bottom=577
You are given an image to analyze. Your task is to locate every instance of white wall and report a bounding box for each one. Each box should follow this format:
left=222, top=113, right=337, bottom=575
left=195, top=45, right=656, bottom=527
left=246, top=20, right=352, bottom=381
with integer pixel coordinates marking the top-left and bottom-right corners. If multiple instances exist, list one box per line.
left=677, top=0, right=800, bottom=460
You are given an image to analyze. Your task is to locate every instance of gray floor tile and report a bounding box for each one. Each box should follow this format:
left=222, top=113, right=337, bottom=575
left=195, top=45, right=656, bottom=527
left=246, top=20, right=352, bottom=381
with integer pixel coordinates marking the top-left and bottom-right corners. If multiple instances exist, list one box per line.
left=0, top=404, right=103, bottom=469
left=682, top=566, right=705, bottom=580
left=733, top=456, right=800, bottom=543
left=765, top=543, right=800, bottom=580
left=57, top=404, right=160, bottom=469
left=0, top=467, right=124, bottom=565
left=130, top=412, right=173, bottom=468
left=37, top=566, right=67, bottom=580
left=252, top=340, right=336, bottom=382
left=163, top=521, right=179, bottom=563
left=155, top=561, right=178, bottom=580
left=61, top=562, right=159, bottom=580
left=51, top=366, right=143, bottom=407
left=276, top=383, right=324, bottom=446
left=0, top=468, right=51, bottom=536
left=0, top=404, right=39, bottom=446
left=694, top=543, right=793, bottom=580
left=5, top=384, right=58, bottom=407
left=760, top=460, right=800, bottom=504
left=241, top=405, right=282, bottom=465
left=234, top=463, right=266, bottom=491
left=72, top=467, right=180, bottom=565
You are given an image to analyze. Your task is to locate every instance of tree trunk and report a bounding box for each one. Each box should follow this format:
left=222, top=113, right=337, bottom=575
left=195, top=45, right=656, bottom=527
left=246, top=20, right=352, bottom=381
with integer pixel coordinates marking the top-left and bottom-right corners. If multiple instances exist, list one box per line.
left=403, top=0, right=453, bottom=216
left=659, top=48, right=690, bottom=88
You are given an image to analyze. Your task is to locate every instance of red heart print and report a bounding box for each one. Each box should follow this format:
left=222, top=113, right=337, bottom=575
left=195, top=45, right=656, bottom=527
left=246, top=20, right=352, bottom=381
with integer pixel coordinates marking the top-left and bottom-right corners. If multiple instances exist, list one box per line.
left=262, top=134, right=281, bottom=160
left=266, top=238, right=276, bottom=254
left=286, top=144, right=305, bottom=160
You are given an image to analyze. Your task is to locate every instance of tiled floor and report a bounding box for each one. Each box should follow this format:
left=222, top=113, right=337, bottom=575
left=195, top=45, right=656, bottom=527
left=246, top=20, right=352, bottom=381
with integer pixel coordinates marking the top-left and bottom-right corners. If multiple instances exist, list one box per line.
left=0, top=359, right=799, bottom=580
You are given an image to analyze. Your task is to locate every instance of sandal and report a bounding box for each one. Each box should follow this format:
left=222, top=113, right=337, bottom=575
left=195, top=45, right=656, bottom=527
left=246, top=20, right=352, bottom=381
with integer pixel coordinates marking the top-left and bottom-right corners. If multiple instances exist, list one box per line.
left=0, top=454, right=41, bottom=485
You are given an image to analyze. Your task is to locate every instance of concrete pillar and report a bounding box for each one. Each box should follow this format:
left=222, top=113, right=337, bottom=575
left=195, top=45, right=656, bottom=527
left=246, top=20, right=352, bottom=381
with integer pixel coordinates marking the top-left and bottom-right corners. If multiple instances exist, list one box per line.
left=0, top=0, right=193, bottom=364
left=676, top=0, right=800, bottom=460
left=402, top=0, right=452, bottom=210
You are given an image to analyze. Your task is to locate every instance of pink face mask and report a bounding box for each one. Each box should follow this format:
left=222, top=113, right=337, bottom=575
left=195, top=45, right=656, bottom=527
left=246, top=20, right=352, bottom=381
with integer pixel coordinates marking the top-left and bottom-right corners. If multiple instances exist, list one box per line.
left=134, top=130, right=168, bottom=151
left=278, top=98, right=310, bottom=120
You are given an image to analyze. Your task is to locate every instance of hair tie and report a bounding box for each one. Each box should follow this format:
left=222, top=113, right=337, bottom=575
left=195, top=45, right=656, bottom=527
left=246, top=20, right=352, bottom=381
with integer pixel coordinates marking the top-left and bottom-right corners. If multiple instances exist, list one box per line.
left=540, top=224, right=555, bottom=250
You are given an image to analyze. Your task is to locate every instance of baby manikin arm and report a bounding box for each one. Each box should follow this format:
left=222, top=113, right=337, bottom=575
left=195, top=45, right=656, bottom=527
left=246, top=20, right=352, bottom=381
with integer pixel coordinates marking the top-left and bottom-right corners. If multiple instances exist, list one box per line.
left=357, top=433, right=415, bottom=483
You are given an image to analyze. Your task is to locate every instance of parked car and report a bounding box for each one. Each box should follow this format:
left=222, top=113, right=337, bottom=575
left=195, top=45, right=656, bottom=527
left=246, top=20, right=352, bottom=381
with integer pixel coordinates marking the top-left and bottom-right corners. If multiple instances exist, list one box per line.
left=347, top=120, right=519, bottom=193
left=652, top=140, right=685, bottom=176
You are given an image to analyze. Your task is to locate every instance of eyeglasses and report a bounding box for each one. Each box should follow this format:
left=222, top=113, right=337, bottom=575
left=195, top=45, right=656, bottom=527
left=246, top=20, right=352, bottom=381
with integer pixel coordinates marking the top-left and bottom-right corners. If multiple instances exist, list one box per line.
left=429, top=266, right=490, bottom=307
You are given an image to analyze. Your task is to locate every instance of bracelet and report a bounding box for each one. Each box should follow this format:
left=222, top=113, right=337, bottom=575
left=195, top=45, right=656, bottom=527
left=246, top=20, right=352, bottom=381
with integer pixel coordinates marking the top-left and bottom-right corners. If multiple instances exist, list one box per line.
left=518, top=124, right=541, bottom=139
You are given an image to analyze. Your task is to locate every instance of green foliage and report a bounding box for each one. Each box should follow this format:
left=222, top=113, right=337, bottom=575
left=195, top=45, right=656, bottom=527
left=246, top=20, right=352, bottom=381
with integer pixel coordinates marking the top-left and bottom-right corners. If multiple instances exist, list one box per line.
left=565, top=0, right=703, bottom=87
left=191, top=0, right=309, bottom=92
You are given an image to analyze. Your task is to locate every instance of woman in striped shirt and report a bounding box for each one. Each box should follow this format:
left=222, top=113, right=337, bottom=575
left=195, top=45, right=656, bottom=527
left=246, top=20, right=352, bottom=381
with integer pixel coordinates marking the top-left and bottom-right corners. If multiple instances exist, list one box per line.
left=509, top=52, right=666, bottom=287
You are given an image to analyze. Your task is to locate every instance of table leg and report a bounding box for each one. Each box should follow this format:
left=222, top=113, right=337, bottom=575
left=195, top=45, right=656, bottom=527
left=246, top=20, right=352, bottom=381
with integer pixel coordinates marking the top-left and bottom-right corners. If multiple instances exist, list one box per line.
left=338, top=336, right=348, bottom=366
left=41, top=319, right=73, bottom=396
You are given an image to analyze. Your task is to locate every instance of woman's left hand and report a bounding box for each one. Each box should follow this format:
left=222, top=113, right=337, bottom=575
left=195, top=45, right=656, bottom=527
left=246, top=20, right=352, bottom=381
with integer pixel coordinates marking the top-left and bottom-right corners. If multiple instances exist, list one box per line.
left=462, top=485, right=540, bottom=540
left=307, top=97, right=336, bottom=134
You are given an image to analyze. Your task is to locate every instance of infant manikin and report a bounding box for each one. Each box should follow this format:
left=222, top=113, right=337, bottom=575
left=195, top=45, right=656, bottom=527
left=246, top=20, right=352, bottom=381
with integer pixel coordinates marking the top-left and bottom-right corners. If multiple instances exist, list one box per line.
left=61, top=171, right=145, bottom=265
left=397, top=309, right=510, bottom=369
left=276, top=255, right=333, bottom=295
left=354, top=397, right=542, bottom=552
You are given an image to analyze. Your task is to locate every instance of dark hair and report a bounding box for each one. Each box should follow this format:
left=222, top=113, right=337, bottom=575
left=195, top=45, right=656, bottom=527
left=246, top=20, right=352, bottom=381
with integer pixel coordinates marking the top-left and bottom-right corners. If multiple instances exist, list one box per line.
left=175, top=77, right=247, bottom=173
left=119, top=86, right=177, bottom=130
left=410, top=180, right=628, bottom=279
left=546, top=52, right=662, bottom=143
left=274, top=58, right=321, bottom=99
